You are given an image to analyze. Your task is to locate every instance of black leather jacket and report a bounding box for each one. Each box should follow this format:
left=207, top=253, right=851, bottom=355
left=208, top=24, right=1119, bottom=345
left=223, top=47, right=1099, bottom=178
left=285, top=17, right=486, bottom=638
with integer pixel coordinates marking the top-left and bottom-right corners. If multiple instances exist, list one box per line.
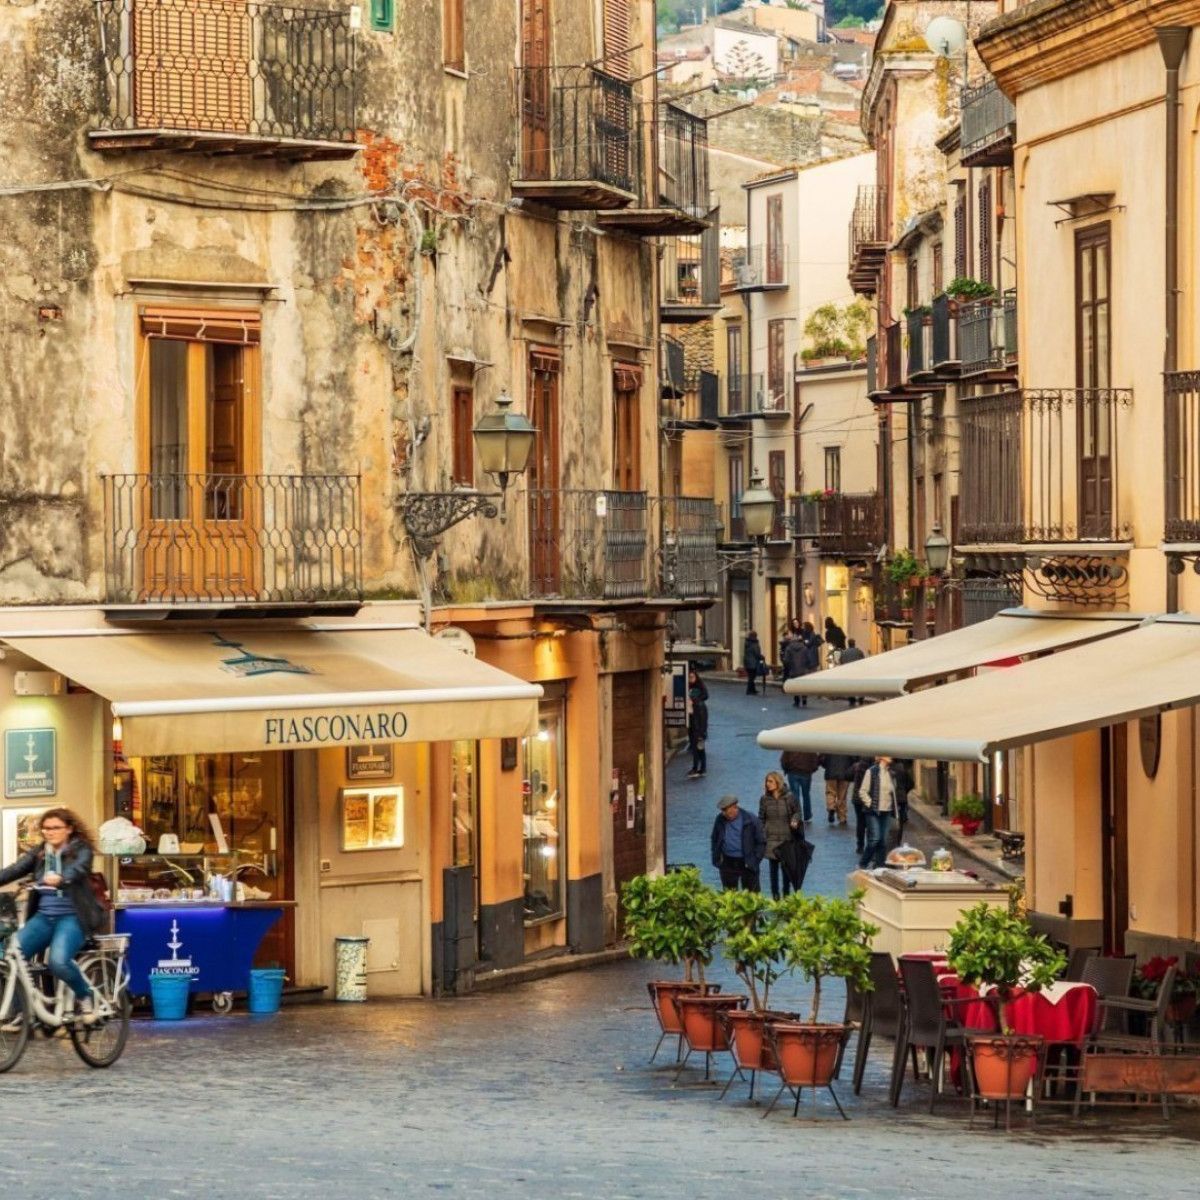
left=0, top=837, right=104, bottom=934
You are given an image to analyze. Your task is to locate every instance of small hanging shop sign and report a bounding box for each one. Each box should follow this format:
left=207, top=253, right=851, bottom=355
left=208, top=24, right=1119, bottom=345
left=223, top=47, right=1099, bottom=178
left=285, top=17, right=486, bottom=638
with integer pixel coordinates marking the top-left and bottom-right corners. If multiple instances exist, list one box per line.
left=5, top=728, right=57, bottom=798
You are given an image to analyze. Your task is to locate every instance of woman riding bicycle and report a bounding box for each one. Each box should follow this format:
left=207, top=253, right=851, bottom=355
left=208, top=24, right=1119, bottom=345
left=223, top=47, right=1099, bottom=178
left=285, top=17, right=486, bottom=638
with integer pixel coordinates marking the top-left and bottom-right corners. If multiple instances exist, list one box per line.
left=0, top=807, right=105, bottom=1024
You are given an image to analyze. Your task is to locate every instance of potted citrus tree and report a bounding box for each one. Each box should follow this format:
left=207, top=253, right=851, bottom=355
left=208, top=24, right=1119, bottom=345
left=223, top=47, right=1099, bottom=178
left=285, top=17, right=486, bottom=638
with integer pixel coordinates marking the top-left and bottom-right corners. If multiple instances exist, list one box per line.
left=770, top=891, right=876, bottom=1092
left=946, top=902, right=1066, bottom=1101
left=949, top=793, right=986, bottom=836
left=622, top=868, right=725, bottom=1057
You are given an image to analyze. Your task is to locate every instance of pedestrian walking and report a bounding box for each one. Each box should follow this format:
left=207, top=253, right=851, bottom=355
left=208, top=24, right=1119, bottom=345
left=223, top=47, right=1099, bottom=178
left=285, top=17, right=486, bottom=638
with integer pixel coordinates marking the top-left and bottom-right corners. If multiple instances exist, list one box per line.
left=818, top=752, right=858, bottom=826
left=850, top=755, right=872, bottom=855
left=710, top=795, right=767, bottom=891
left=801, top=621, right=824, bottom=674
left=823, top=616, right=847, bottom=653
left=780, top=627, right=809, bottom=708
left=686, top=685, right=708, bottom=779
left=758, top=771, right=801, bottom=899
left=839, top=638, right=867, bottom=706
left=856, top=755, right=909, bottom=869
left=780, top=748, right=819, bottom=823
left=742, top=631, right=765, bottom=695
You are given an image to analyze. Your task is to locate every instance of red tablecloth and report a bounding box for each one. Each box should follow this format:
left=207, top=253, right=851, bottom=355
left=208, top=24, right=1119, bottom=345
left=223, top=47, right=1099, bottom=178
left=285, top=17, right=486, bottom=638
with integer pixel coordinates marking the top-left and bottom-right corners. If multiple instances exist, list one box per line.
left=941, top=977, right=1098, bottom=1046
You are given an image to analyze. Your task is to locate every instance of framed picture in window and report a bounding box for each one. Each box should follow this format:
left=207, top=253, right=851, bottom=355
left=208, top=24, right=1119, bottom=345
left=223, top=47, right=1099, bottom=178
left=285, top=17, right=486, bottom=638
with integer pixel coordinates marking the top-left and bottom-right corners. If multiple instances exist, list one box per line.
left=2, top=806, right=48, bottom=869
left=346, top=743, right=394, bottom=781
left=340, top=788, right=404, bottom=851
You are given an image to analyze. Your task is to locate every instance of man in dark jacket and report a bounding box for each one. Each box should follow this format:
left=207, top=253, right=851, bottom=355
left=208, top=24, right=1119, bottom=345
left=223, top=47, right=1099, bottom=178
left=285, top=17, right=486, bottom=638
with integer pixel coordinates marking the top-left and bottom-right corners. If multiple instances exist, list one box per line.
left=742, top=631, right=765, bottom=695
left=780, top=748, right=820, bottom=822
left=839, top=639, right=867, bottom=706
left=823, top=616, right=847, bottom=653
left=819, top=752, right=858, bottom=827
left=780, top=634, right=808, bottom=707
left=710, top=796, right=767, bottom=891
left=686, top=686, right=708, bottom=778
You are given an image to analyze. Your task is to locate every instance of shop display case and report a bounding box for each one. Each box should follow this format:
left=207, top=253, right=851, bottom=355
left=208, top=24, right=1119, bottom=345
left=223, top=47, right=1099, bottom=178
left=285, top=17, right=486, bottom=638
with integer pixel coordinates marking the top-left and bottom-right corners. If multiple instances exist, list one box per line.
left=109, top=851, right=276, bottom=905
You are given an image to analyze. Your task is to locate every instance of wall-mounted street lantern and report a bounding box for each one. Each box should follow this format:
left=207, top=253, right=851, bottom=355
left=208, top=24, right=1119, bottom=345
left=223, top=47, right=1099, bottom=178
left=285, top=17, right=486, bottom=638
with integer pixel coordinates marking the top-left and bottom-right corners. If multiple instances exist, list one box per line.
left=739, top=471, right=778, bottom=575
left=924, top=522, right=951, bottom=575
left=398, top=394, right=537, bottom=560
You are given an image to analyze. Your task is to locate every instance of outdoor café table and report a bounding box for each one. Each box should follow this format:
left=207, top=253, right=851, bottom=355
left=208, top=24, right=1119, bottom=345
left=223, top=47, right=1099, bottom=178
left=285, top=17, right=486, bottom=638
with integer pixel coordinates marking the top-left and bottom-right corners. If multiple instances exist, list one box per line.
left=939, top=977, right=1098, bottom=1045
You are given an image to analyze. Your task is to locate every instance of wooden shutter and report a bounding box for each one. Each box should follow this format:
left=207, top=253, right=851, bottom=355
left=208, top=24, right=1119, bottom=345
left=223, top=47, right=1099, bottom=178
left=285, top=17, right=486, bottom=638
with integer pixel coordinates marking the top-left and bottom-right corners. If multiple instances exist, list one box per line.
left=767, top=319, right=785, bottom=409
left=140, top=306, right=262, bottom=344
left=134, top=0, right=252, bottom=133
left=954, top=188, right=967, bottom=280
left=978, top=175, right=993, bottom=287
left=603, top=0, right=631, bottom=79
left=766, top=194, right=784, bottom=283
left=451, top=386, right=474, bottom=485
left=443, top=0, right=465, bottom=70
left=932, top=243, right=943, bottom=296
left=768, top=450, right=786, bottom=540
left=613, top=366, right=641, bottom=491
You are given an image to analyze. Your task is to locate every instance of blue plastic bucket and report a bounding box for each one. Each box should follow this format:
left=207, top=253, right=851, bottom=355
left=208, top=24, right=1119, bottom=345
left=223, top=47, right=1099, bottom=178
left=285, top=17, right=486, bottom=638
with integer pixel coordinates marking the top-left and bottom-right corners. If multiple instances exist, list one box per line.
left=149, top=972, right=191, bottom=1021
left=247, top=968, right=287, bottom=1014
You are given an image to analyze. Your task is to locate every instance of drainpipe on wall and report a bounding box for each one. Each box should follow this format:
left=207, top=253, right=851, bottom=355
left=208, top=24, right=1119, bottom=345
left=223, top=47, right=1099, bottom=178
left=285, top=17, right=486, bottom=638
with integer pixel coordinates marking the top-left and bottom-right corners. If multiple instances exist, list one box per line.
left=1158, top=27, right=1190, bottom=615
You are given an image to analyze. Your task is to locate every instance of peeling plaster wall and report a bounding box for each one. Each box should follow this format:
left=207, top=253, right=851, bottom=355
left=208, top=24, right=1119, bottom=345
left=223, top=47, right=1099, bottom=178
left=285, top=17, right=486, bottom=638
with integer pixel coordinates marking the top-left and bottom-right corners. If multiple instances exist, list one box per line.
left=0, top=0, right=660, bottom=606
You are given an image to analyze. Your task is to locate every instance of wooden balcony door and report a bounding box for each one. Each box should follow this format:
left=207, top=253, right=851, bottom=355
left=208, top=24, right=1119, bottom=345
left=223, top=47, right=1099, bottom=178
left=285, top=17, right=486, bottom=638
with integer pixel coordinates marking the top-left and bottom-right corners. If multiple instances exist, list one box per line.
left=1076, top=224, right=1112, bottom=539
left=528, top=350, right=561, bottom=594
left=520, top=0, right=552, bottom=178
left=612, top=365, right=641, bottom=492
left=134, top=0, right=253, bottom=133
left=766, top=193, right=783, bottom=284
left=139, top=311, right=260, bottom=600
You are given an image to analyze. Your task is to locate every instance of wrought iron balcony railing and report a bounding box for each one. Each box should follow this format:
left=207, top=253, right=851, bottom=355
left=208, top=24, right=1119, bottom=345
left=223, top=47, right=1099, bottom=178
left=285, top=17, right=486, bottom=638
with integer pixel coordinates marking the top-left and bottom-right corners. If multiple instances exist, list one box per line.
left=1165, top=370, right=1200, bottom=542
left=528, top=489, right=649, bottom=600
left=102, top=472, right=363, bottom=606
left=958, top=290, right=1018, bottom=375
left=931, top=294, right=959, bottom=369
left=961, top=77, right=1016, bottom=167
left=659, top=104, right=710, bottom=219
left=959, top=388, right=1133, bottom=545
left=658, top=496, right=720, bottom=599
left=660, top=231, right=721, bottom=319
left=849, top=184, right=887, bottom=294
left=906, top=311, right=933, bottom=380
left=878, top=321, right=902, bottom=394
left=722, top=373, right=785, bottom=417
left=92, top=0, right=358, bottom=157
left=732, top=244, right=788, bottom=291
left=515, top=65, right=636, bottom=208
left=791, top=492, right=884, bottom=558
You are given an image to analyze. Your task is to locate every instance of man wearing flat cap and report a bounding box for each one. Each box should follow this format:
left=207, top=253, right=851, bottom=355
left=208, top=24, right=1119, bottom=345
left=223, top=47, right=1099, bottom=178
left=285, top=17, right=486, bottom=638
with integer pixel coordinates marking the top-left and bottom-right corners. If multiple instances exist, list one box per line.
left=709, top=795, right=767, bottom=892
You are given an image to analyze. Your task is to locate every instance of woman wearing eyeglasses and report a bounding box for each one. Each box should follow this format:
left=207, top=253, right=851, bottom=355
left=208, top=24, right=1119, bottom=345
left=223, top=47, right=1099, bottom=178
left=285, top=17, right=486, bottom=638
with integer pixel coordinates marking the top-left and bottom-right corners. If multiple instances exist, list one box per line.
left=0, top=807, right=105, bottom=1024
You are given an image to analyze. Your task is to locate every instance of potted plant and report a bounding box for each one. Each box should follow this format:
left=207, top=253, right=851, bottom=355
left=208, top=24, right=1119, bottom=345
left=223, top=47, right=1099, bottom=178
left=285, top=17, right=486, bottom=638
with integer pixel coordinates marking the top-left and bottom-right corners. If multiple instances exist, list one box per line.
left=944, top=277, right=996, bottom=313
left=769, top=892, right=876, bottom=1093
left=717, top=891, right=797, bottom=1081
left=1134, top=956, right=1199, bottom=1025
left=622, top=869, right=724, bottom=1056
left=946, top=903, right=1066, bottom=1101
left=949, top=793, right=986, bottom=836
left=801, top=301, right=869, bottom=367
left=885, top=548, right=922, bottom=587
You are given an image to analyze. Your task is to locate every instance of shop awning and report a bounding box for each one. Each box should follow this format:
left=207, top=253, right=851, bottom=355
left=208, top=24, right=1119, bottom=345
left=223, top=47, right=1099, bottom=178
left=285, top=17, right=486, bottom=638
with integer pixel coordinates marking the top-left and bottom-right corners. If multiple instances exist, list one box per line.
left=786, top=609, right=1142, bottom=698
left=762, top=616, right=1200, bottom=763
left=2, top=624, right=542, bottom=756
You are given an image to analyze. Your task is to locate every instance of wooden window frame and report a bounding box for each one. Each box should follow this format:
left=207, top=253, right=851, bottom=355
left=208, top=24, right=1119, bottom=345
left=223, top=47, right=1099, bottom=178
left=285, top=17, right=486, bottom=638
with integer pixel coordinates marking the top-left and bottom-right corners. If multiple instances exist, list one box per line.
left=824, top=445, right=841, bottom=493
left=443, top=0, right=465, bottom=72
left=1075, top=223, right=1112, bottom=390
left=612, top=364, right=642, bottom=492
left=766, top=193, right=784, bottom=284
left=906, top=256, right=919, bottom=311
left=767, top=319, right=786, bottom=409
left=931, top=244, right=943, bottom=298
left=451, top=384, right=475, bottom=486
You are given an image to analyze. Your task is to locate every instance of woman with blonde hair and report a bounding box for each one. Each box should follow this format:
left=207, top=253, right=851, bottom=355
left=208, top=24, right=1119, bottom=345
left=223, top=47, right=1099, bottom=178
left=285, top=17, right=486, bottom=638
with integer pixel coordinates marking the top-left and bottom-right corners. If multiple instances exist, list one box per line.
left=0, top=807, right=106, bottom=1023
left=758, top=772, right=800, bottom=899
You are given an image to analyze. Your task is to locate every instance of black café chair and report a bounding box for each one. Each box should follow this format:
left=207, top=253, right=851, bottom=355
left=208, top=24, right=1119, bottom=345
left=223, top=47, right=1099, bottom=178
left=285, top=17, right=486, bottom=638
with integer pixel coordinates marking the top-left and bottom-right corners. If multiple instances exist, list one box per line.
left=851, top=951, right=902, bottom=1095
left=1064, top=947, right=1099, bottom=982
left=834, top=970, right=867, bottom=1082
left=892, top=957, right=992, bottom=1112
left=1080, top=955, right=1136, bottom=1034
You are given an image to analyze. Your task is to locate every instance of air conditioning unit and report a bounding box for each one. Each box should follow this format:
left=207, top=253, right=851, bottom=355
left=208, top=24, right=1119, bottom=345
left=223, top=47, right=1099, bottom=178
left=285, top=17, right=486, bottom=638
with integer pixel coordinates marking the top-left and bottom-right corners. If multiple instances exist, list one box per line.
left=735, top=263, right=760, bottom=287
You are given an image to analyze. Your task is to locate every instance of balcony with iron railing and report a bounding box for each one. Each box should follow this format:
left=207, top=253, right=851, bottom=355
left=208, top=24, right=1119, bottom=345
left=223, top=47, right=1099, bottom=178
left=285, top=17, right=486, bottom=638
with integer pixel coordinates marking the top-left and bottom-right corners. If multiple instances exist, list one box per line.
left=598, top=104, right=711, bottom=236
left=958, top=291, right=1018, bottom=377
left=848, top=185, right=887, bottom=295
left=660, top=232, right=722, bottom=324
left=791, top=492, right=884, bottom=559
left=869, top=321, right=903, bottom=399
left=732, top=244, right=789, bottom=292
left=102, top=472, right=363, bottom=608
left=660, top=333, right=686, bottom=398
left=91, top=0, right=359, bottom=159
left=659, top=496, right=721, bottom=599
left=662, top=371, right=721, bottom=428
left=961, top=76, right=1017, bottom=168
left=931, top=294, right=959, bottom=374
left=905, top=310, right=935, bottom=383
left=514, top=65, right=637, bottom=209
left=958, top=388, right=1133, bottom=547
left=721, top=373, right=789, bottom=419
left=1165, top=370, right=1200, bottom=542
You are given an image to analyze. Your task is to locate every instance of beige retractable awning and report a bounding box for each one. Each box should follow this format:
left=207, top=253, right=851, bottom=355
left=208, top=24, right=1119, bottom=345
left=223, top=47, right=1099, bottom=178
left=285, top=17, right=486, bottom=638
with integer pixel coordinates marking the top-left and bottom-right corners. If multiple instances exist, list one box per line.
left=2, top=625, right=541, bottom=756
left=761, top=616, right=1200, bottom=762
left=786, top=609, right=1142, bottom=698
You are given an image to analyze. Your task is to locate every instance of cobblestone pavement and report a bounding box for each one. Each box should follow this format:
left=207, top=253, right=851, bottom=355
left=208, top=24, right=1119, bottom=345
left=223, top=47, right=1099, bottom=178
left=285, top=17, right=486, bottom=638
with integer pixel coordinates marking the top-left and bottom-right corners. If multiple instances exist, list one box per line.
left=2, top=683, right=1195, bottom=1199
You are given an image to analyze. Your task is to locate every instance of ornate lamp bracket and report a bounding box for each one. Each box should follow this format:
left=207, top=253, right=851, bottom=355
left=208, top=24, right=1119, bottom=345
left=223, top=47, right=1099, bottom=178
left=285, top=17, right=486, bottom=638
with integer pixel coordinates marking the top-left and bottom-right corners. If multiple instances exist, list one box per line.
left=397, top=491, right=501, bottom=558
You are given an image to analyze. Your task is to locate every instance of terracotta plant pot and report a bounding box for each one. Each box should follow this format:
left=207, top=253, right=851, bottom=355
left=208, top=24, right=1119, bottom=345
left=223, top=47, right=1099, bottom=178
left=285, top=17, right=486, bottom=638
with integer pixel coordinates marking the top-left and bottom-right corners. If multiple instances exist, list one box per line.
left=969, top=1035, right=1042, bottom=1100
left=768, top=1022, right=846, bottom=1088
left=675, top=994, right=747, bottom=1053
left=952, top=816, right=982, bottom=837
left=648, top=981, right=717, bottom=1036
left=725, top=1009, right=797, bottom=1071
left=1167, top=994, right=1197, bottom=1025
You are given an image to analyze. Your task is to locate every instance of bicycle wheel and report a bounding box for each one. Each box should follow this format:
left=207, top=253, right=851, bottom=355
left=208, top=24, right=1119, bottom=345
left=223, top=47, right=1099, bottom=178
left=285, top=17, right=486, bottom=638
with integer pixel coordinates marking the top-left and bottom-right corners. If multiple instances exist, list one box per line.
left=0, top=960, right=30, bottom=1073
left=69, top=954, right=131, bottom=1069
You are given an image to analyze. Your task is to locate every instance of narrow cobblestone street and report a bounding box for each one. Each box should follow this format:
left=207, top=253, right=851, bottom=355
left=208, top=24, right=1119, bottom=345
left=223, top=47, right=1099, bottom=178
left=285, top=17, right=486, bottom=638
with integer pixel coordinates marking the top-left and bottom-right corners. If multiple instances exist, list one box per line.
left=2, top=684, right=1196, bottom=1198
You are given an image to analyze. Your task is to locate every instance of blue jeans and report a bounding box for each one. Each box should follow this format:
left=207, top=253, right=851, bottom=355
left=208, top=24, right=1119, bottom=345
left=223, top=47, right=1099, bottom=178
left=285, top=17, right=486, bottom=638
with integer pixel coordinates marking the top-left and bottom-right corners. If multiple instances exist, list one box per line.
left=859, top=810, right=894, bottom=869
left=17, top=912, right=91, bottom=1001
left=786, top=772, right=813, bottom=821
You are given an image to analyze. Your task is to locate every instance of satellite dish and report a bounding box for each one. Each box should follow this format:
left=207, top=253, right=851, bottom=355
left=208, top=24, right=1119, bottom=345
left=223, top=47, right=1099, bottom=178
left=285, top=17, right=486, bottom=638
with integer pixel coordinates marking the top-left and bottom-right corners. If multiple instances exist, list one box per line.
left=924, top=16, right=967, bottom=58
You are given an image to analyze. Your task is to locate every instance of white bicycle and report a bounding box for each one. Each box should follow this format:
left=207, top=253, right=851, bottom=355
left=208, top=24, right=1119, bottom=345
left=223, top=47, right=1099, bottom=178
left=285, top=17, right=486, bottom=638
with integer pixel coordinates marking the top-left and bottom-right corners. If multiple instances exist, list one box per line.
left=0, top=899, right=132, bottom=1071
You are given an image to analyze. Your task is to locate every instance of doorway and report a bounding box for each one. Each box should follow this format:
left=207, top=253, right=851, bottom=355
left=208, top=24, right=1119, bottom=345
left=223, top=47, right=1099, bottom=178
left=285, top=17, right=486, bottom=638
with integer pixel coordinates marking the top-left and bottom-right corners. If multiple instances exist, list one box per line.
left=520, top=0, right=552, bottom=178
left=1100, top=724, right=1128, bottom=954
left=1075, top=224, right=1112, bottom=539
left=767, top=577, right=792, bottom=666
left=527, top=349, right=561, bottom=594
